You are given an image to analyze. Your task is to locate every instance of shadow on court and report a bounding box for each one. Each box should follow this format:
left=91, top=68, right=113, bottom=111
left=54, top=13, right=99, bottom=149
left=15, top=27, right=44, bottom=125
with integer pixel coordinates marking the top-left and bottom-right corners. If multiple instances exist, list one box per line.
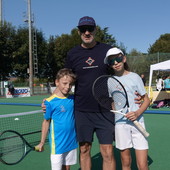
left=79, top=148, right=153, bottom=170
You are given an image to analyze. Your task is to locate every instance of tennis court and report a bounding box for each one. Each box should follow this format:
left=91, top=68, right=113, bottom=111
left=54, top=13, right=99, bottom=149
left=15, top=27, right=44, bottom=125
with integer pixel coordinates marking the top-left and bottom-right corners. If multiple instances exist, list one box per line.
left=1, top=95, right=170, bottom=170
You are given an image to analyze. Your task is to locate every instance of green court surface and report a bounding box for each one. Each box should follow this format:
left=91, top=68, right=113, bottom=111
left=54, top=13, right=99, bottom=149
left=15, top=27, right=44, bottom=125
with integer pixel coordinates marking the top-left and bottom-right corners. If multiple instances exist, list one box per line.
left=0, top=95, right=49, bottom=105
left=0, top=95, right=170, bottom=170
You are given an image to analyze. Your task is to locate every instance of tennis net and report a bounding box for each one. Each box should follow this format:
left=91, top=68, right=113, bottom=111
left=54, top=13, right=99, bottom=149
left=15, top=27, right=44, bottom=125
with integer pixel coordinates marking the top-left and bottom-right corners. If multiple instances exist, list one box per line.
left=0, top=110, right=45, bottom=146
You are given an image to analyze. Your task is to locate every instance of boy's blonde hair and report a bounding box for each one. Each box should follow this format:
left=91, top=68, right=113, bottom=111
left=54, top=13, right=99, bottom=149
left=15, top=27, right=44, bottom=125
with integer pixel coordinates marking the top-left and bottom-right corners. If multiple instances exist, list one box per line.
left=56, top=68, right=76, bottom=83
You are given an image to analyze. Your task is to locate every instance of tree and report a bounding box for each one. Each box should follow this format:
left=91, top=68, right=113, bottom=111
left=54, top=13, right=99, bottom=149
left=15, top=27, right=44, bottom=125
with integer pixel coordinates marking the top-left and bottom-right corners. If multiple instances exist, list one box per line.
left=95, top=26, right=116, bottom=46
left=12, top=27, right=29, bottom=79
left=126, top=49, right=152, bottom=84
left=43, top=35, right=57, bottom=82
left=0, top=22, right=16, bottom=80
left=11, top=27, right=48, bottom=80
left=128, top=48, right=142, bottom=56
left=148, top=33, right=170, bottom=53
left=46, top=30, right=81, bottom=82
left=127, top=49, right=146, bottom=74
left=34, top=29, right=48, bottom=78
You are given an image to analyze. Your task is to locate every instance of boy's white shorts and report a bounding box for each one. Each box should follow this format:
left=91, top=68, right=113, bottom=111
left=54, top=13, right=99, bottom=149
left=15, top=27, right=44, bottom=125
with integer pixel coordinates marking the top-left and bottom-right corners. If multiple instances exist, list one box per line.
left=115, top=122, right=149, bottom=150
left=51, top=148, right=77, bottom=170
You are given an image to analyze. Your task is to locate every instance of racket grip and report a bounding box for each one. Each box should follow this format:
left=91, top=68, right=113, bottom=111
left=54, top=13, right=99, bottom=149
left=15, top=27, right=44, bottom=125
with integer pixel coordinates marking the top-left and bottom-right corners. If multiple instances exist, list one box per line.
left=133, top=120, right=150, bottom=138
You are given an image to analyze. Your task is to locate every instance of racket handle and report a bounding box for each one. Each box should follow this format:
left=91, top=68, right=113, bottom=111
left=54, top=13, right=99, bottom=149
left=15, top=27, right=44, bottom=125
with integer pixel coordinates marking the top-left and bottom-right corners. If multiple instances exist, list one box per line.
left=133, top=120, right=150, bottom=138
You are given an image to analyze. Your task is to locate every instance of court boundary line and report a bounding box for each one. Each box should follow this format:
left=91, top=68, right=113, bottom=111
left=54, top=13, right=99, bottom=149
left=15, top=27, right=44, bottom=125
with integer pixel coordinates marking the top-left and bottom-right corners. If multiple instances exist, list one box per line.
left=144, top=110, right=170, bottom=114
left=0, top=110, right=43, bottom=118
left=0, top=103, right=41, bottom=106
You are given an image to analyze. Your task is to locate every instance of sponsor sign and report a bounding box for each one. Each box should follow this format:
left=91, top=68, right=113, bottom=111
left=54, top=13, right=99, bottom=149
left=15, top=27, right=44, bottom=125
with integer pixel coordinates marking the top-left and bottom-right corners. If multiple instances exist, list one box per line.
left=5, top=87, right=31, bottom=98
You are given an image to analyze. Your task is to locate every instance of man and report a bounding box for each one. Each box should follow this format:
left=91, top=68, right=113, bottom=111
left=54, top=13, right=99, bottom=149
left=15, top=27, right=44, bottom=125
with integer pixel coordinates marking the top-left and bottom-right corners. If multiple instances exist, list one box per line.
left=141, top=74, right=146, bottom=86
left=65, top=16, right=115, bottom=170
left=8, top=82, right=15, bottom=95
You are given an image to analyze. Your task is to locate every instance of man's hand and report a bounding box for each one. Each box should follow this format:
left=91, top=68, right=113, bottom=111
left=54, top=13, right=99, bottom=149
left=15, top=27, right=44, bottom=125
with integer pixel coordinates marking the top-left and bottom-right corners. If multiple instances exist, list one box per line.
left=134, top=91, right=142, bottom=105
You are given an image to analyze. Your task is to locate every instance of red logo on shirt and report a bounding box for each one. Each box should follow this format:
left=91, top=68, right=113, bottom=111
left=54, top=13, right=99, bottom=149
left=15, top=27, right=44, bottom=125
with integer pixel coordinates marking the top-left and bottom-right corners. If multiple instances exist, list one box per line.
left=86, top=57, right=95, bottom=66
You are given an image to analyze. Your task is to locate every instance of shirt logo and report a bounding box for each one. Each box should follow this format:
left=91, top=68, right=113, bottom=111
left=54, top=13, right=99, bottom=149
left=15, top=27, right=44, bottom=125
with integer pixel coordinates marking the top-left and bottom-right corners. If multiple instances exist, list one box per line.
left=60, top=105, right=66, bottom=112
left=86, top=57, right=95, bottom=66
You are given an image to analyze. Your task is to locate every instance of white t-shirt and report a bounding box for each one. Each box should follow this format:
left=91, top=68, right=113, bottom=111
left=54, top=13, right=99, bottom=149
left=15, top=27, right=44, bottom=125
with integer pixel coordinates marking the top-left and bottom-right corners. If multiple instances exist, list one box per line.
left=156, top=78, right=163, bottom=91
left=112, top=72, right=146, bottom=124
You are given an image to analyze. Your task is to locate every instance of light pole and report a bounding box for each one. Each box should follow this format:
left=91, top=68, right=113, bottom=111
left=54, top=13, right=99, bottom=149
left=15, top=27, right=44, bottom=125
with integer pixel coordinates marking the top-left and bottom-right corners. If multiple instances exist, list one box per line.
left=28, top=0, right=33, bottom=95
left=0, top=0, right=2, bottom=24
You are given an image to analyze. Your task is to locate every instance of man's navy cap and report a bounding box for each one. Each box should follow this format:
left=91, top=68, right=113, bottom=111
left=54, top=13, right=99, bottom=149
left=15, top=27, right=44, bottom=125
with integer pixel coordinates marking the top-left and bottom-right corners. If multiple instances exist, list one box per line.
left=78, top=16, right=96, bottom=27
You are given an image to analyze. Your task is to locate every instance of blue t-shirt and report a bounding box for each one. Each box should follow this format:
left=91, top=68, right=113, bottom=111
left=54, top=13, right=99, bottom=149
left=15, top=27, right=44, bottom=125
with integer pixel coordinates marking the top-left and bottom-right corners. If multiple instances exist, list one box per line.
left=114, top=72, right=146, bottom=124
left=44, top=94, right=78, bottom=154
left=65, top=42, right=111, bottom=112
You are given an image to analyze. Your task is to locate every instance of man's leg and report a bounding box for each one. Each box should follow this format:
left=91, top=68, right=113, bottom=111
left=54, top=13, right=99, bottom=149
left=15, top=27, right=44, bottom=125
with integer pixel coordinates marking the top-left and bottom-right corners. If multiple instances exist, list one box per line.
left=79, top=142, right=92, bottom=170
left=100, top=144, right=116, bottom=170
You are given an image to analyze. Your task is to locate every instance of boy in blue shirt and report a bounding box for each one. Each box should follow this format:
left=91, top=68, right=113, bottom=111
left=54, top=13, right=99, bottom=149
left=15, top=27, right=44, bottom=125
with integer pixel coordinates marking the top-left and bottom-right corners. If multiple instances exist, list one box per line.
left=36, top=68, right=77, bottom=170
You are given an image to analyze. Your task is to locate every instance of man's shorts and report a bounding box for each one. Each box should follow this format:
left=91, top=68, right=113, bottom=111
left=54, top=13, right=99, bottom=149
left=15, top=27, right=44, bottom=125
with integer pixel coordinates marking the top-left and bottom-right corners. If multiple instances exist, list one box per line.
left=115, top=122, right=149, bottom=150
left=75, top=110, right=115, bottom=144
left=51, top=149, right=77, bottom=170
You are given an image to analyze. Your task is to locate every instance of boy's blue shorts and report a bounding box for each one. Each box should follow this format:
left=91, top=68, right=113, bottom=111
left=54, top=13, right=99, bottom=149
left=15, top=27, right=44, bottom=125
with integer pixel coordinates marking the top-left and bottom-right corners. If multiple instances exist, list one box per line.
left=75, top=110, right=115, bottom=144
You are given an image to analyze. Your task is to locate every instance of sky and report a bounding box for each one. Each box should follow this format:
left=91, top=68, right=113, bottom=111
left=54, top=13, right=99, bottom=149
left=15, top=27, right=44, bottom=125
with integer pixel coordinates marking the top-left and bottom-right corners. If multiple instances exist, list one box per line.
left=1, top=0, right=170, bottom=53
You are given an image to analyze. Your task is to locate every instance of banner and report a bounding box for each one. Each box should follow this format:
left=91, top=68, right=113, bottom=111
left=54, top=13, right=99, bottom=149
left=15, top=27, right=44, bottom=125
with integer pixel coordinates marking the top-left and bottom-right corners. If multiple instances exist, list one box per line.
left=5, top=87, right=31, bottom=98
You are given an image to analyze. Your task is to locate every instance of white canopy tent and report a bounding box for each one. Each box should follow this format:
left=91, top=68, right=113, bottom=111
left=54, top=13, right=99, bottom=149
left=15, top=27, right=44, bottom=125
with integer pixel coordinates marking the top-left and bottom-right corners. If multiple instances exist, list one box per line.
left=148, top=60, right=170, bottom=97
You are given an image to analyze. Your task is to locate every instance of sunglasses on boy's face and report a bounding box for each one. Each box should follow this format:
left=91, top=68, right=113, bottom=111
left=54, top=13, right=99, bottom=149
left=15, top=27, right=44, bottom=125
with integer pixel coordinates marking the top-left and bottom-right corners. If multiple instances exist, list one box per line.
left=78, top=26, right=95, bottom=33
left=108, top=55, right=124, bottom=66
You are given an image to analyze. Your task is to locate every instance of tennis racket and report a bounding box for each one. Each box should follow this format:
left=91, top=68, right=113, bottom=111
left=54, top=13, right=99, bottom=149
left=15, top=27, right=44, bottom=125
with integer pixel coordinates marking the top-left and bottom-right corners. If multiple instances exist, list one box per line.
left=0, top=130, right=40, bottom=165
left=92, top=75, right=149, bottom=138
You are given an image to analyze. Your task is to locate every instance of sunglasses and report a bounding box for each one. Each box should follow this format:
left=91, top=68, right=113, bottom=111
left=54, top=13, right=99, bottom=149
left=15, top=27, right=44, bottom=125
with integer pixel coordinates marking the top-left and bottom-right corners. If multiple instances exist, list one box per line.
left=78, top=26, right=95, bottom=33
left=108, top=55, right=124, bottom=65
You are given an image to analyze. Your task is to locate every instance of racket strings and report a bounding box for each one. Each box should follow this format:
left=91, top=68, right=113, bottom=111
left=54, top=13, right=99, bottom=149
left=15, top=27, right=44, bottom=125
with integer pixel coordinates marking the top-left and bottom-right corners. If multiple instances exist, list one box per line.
left=0, top=132, right=25, bottom=164
left=111, top=91, right=127, bottom=111
left=107, top=77, right=124, bottom=94
left=93, top=76, right=113, bottom=110
left=93, top=76, right=127, bottom=111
